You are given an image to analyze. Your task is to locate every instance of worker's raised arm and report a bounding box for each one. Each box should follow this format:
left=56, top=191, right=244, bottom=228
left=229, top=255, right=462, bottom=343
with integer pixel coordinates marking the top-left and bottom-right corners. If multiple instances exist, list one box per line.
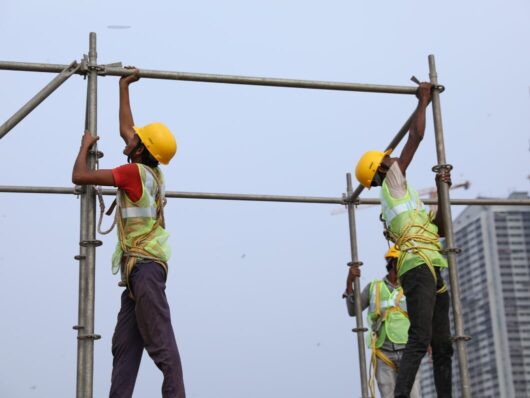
left=397, top=82, right=433, bottom=174
left=119, top=68, right=140, bottom=145
left=72, top=130, right=115, bottom=186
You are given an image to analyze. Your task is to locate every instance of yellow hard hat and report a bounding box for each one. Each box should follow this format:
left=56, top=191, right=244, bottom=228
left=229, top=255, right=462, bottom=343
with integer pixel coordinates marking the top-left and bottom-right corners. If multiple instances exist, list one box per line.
left=355, top=149, right=392, bottom=188
left=384, top=245, right=400, bottom=260
left=133, top=122, right=177, bottom=165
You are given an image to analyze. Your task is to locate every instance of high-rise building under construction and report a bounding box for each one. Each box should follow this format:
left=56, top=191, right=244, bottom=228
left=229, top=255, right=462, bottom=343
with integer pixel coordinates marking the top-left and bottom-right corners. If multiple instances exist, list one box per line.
left=420, top=192, right=530, bottom=398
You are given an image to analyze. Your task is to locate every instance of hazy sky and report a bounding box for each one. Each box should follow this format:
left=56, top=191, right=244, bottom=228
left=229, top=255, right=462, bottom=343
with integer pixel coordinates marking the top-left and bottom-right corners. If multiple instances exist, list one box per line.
left=0, top=1, right=529, bottom=397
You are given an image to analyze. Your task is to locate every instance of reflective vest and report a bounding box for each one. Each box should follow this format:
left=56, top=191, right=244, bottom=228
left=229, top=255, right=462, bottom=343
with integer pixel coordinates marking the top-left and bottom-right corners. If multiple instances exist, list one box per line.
left=366, top=280, right=409, bottom=348
left=111, top=164, right=171, bottom=281
left=380, top=179, right=447, bottom=278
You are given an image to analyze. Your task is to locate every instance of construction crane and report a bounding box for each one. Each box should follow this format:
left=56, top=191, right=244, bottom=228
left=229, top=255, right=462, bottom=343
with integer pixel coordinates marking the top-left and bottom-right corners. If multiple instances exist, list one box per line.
left=330, top=180, right=471, bottom=215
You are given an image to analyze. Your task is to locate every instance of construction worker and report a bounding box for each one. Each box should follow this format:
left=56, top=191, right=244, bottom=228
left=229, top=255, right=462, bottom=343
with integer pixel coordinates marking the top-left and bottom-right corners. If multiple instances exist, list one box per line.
left=344, top=246, right=421, bottom=398
left=72, top=69, right=186, bottom=398
left=354, top=82, right=453, bottom=398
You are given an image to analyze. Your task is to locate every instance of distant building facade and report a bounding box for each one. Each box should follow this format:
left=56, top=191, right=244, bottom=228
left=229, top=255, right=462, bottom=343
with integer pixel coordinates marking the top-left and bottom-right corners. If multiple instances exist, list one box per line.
left=420, top=192, right=530, bottom=398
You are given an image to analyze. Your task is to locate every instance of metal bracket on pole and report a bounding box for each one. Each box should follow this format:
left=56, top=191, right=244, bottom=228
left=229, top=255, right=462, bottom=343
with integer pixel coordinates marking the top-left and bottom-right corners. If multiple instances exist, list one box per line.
left=79, top=240, right=102, bottom=247
left=0, top=60, right=80, bottom=139
left=97, top=62, right=123, bottom=76
left=77, top=334, right=101, bottom=341
left=88, top=149, right=104, bottom=159
left=74, top=255, right=86, bottom=261
left=432, top=164, right=453, bottom=173
left=452, top=335, right=472, bottom=342
left=441, top=247, right=462, bottom=255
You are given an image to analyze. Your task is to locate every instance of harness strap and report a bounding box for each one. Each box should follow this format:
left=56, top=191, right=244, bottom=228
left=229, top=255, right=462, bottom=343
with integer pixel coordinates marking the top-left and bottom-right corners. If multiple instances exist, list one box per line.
left=386, top=198, right=447, bottom=295
left=117, top=165, right=168, bottom=298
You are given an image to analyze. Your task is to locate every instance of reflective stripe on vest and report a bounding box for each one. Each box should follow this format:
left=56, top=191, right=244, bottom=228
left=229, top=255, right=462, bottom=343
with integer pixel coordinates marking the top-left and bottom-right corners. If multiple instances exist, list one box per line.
left=380, top=186, right=422, bottom=226
left=368, top=280, right=407, bottom=315
left=120, top=166, right=158, bottom=219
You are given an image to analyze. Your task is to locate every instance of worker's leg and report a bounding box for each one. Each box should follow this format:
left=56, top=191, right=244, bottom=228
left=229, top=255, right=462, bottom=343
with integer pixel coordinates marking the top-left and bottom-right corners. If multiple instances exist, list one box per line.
left=376, top=350, right=398, bottom=398
left=394, top=350, right=422, bottom=398
left=109, top=290, right=145, bottom=398
left=131, top=262, right=186, bottom=398
left=394, top=264, right=436, bottom=397
left=431, top=269, right=453, bottom=398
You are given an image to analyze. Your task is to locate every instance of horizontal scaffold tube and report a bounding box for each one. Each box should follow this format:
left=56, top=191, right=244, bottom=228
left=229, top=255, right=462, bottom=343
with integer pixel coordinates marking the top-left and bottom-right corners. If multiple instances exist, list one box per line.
left=0, top=60, right=418, bottom=94
left=0, top=186, right=528, bottom=206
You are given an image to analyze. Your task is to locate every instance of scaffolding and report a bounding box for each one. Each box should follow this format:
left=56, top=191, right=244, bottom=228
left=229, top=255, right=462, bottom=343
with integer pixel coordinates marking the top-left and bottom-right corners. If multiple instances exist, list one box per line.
left=1, top=32, right=529, bottom=398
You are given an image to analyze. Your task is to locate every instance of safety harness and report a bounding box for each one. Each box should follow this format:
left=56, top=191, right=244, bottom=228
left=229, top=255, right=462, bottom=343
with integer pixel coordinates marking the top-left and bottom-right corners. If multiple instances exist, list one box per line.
left=380, top=183, right=447, bottom=294
left=96, top=165, right=169, bottom=298
left=116, top=166, right=168, bottom=296
left=368, top=281, right=408, bottom=397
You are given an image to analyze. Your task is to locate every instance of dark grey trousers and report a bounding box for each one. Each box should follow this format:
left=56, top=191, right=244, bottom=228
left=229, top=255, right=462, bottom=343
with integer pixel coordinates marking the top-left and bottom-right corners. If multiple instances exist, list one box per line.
left=109, top=262, right=186, bottom=398
left=394, top=265, right=453, bottom=398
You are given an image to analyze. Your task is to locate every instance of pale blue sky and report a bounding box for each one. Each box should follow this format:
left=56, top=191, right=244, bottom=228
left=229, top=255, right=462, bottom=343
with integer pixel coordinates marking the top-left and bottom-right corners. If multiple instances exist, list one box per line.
left=0, top=1, right=529, bottom=397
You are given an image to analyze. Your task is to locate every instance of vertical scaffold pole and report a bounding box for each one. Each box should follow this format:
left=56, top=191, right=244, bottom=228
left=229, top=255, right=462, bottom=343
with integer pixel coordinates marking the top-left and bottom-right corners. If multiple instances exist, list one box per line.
left=346, top=173, right=369, bottom=398
left=76, top=32, right=100, bottom=398
left=428, top=54, right=471, bottom=398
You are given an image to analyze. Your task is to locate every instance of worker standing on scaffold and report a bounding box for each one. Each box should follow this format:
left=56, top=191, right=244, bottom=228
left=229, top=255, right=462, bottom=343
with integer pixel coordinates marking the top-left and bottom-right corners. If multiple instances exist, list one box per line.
left=354, top=82, right=453, bottom=398
left=344, top=246, right=421, bottom=398
left=72, top=69, right=186, bottom=398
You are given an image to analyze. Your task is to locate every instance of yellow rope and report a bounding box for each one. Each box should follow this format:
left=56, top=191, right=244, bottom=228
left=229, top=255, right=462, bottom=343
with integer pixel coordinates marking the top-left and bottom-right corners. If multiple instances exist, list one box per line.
left=117, top=167, right=168, bottom=298
left=386, top=205, right=447, bottom=294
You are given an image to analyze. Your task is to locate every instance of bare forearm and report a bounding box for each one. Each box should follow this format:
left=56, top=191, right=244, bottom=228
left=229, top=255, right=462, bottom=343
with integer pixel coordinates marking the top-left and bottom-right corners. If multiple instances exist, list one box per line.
left=409, top=100, right=428, bottom=142
left=119, top=82, right=135, bottom=143
left=72, top=144, right=90, bottom=184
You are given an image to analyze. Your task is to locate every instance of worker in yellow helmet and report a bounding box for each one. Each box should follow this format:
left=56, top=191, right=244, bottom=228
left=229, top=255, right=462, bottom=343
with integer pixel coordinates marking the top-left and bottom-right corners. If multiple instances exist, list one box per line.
left=354, top=83, right=453, bottom=398
left=344, top=247, right=421, bottom=398
left=72, top=69, right=185, bottom=398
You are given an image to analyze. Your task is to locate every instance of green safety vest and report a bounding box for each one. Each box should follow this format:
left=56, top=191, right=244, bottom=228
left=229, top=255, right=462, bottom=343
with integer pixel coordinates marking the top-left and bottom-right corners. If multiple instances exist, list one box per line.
left=111, top=164, right=171, bottom=276
left=380, top=179, right=447, bottom=278
left=366, top=280, right=409, bottom=348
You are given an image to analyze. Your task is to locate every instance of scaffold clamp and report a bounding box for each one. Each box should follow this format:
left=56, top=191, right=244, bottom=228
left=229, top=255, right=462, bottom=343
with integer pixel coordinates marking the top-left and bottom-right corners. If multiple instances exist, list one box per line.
left=347, top=261, right=363, bottom=267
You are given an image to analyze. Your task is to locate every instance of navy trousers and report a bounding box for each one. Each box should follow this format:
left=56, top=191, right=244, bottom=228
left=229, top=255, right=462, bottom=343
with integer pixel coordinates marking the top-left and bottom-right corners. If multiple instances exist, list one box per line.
left=394, top=264, right=453, bottom=398
left=109, top=262, right=186, bottom=398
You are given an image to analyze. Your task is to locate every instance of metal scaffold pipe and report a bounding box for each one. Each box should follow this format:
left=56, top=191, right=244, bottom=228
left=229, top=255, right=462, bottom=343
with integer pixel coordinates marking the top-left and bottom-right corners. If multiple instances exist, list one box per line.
left=77, top=32, right=99, bottom=398
left=429, top=54, right=471, bottom=398
left=345, top=173, right=369, bottom=398
left=0, top=61, right=80, bottom=139
left=0, top=60, right=418, bottom=94
left=1, top=185, right=529, bottom=206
